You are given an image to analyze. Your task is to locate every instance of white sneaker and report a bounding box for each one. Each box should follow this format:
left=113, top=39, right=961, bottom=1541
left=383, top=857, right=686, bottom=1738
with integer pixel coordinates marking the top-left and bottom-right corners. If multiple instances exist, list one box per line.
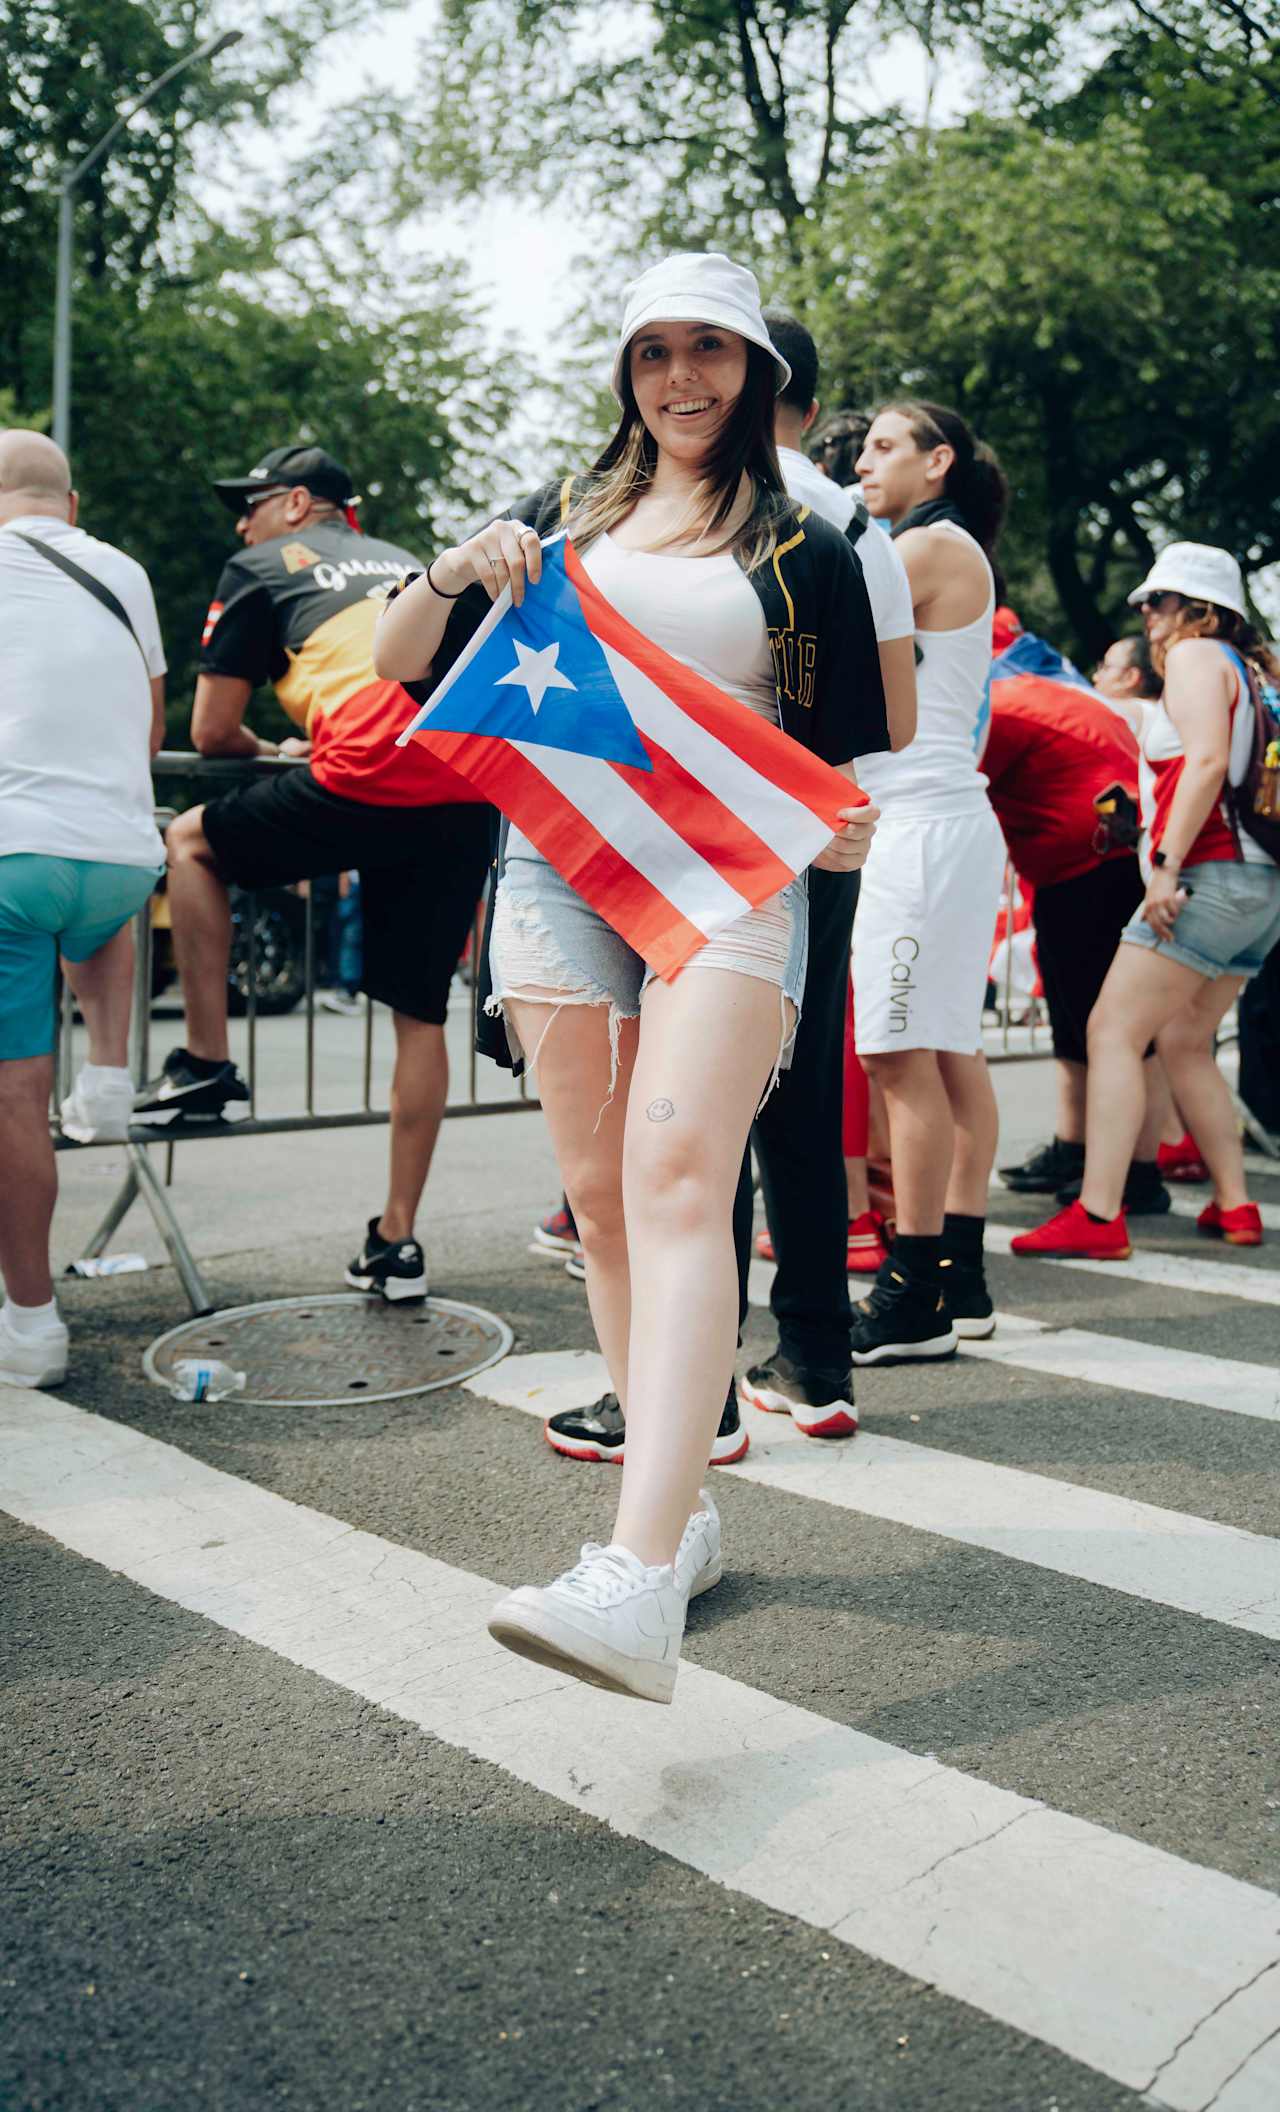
left=60, top=1065, right=135, bottom=1144
left=676, top=1490, right=722, bottom=1599
left=488, top=1542, right=687, bottom=1703
left=0, top=1305, right=69, bottom=1388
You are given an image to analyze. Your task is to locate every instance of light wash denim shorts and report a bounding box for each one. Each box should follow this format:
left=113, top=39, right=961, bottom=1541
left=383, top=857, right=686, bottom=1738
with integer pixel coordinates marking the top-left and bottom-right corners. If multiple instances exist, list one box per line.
left=1121, top=857, right=1280, bottom=981
left=488, top=849, right=808, bottom=1099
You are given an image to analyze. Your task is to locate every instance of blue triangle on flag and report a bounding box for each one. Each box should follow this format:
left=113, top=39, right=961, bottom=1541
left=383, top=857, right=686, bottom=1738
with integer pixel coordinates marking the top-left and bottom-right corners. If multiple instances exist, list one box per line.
left=414, top=541, right=652, bottom=771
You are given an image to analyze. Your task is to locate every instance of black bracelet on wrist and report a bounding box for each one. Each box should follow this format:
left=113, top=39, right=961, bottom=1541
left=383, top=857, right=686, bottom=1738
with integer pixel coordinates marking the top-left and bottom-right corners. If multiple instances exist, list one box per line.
left=426, top=556, right=466, bottom=600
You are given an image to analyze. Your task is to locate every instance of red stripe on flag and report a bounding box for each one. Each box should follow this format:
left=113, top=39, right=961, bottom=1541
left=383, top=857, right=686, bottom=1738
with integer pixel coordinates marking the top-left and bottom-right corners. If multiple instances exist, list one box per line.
left=410, top=729, right=707, bottom=977
left=564, top=540, right=862, bottom=824
left=617, top=734, right=796, bottom=900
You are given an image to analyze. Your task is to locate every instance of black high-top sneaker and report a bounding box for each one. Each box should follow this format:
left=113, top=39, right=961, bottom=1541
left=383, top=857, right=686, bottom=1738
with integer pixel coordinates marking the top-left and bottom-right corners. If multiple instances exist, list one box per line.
left=938, top=1256, right=996, bottom=1340
left=998, top=1137, right=1084, bottom=1194
left=850, top=1261, right=958, bottom=1366
left=739, top=1354, right=857, bottom=1439
left=1056, top=1161, right=1171, bottom=1215
left=544, top=1383, right=749, bottom=1466
left=133, top=1048, right=250, bottom=1125
left=344, top=1218, right=428, bottom=1303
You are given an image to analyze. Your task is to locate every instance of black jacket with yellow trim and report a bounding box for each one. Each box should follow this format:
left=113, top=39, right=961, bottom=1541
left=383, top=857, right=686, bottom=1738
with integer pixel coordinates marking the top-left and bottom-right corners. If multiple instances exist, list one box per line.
left=420, top=476, right=890, bottom=1071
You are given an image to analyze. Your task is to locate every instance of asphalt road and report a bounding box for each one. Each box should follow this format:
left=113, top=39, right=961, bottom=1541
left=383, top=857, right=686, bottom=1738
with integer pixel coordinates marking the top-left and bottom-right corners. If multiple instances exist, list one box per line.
left=4, top=1004, right=1278, bottom=2112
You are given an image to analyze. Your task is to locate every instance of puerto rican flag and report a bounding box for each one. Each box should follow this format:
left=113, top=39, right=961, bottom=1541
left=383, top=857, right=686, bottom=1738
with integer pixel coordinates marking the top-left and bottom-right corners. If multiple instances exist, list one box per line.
left=396, top=536, right=862, bottom=979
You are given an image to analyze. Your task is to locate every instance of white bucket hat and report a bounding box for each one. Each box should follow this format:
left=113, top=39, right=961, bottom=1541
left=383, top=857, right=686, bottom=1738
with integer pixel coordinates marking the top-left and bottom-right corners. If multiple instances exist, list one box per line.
left=1128, top=541, right=1248, bottom=620
left=610, top=252, right=791, bottom=404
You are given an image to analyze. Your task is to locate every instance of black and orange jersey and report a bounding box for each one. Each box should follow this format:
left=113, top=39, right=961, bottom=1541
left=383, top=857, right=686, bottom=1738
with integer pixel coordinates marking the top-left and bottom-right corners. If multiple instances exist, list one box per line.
left=199, top=520, right=479, bottom=807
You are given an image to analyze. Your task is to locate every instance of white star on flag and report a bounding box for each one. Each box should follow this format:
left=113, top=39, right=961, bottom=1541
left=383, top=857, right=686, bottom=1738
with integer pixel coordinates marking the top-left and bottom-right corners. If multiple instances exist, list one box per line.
left=495, top=638, right=577, bottom=716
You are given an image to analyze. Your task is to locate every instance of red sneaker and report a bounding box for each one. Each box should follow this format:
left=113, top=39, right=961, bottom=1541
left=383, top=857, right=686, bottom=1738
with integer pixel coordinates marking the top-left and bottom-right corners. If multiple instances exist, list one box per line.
left=1157, top=1133, right=1210, bottom=1184
left=755, top=1228, right=776, bottom=1261
left=1197, top=1201, right=1263, bottom=1247
left=847, top=1209, right=890, bottom=1275
left=1010, top=1199, right=1132, bottom=1260
left=533, top=1201, right=579, bottom=1255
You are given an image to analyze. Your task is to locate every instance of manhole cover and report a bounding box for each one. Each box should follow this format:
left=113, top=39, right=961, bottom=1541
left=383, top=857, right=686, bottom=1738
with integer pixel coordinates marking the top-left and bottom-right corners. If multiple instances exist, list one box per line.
left=144, top=1295, right=513, bottom=1408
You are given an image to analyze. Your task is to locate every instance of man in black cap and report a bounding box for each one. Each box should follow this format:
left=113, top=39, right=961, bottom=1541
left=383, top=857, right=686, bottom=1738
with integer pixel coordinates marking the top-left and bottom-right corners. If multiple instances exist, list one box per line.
left=134, top=444, right=492, bottom=1302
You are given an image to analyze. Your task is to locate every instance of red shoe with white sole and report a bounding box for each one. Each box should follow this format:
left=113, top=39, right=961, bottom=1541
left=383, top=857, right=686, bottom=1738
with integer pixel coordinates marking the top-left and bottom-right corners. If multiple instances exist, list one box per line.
left=1197, top=1200, right=1263, bottom=1247
left=756, top=1213, right=890, bottom=1274
left=1010, top=1199, right=1132, bottom=1260
left=1157, top=1133, right=1210, bottom=1184
left=847, top=1208, right=890, bottom=1275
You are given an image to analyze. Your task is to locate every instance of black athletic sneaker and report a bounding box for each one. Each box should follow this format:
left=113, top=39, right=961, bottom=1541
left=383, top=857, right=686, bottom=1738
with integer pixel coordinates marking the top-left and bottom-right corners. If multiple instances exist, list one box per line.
left=850, top=1263, right=958, bottom=1366
left=344, top=1217, right=428, bottom=1303
left=1055, top=1166, right=1172, bottom=1216
left=132, top=1048, right=250, bottom=1126
left=739, top=1353, right=858, bottom=1439
left=998, top=1138, right=1084, bottom=1194
left=938, top=1257, right=996, bottom=1341
left=544, top=1383, right=749, bottom=1466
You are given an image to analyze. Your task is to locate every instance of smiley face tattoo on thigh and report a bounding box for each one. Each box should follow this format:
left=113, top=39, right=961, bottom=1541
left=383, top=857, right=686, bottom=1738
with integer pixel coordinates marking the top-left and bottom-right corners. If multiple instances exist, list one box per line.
left=646, top=1097, right=675, bottom=1122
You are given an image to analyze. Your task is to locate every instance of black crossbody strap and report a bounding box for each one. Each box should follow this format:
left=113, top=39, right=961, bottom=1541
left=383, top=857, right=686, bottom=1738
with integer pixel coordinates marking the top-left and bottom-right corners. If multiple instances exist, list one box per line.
left=13, top=530, right=151, bottom=670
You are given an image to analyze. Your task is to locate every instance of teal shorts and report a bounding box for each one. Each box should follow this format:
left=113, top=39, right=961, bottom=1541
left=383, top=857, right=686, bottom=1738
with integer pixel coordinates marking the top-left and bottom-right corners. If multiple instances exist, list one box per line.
left=0, top=854, right=162, bottom=1061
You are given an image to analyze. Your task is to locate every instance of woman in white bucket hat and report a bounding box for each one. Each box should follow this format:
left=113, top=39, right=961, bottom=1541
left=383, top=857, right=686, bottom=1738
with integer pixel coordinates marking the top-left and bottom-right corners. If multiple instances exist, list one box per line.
left=377, top=252, right=904, bottom=1702
left=1015, top=541, right=1280, bottom=1262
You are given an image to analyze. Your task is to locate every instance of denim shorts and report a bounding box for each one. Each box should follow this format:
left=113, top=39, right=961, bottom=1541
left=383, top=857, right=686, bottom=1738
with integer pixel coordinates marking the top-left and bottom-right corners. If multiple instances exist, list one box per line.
left=1121, top=857, right=1280, bottom=981
left=0, top=853, right=161, bottom=1060
left=489, top=850, right=809, bottom=1100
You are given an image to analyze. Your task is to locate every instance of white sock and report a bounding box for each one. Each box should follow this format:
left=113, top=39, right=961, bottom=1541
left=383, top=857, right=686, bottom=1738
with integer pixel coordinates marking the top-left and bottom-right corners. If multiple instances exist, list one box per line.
left=80, top=1063, right=132, bottom=1085
left=3, top=1297, right=62, bottom=1336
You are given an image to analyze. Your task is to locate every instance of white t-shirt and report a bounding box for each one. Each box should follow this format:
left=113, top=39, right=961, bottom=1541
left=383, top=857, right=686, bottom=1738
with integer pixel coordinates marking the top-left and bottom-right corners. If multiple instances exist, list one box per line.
left=0, top=516, right=166, bottom=868
left=505, top=532, right=776, bottom=862
left=776, top=447, right=914, bottom=643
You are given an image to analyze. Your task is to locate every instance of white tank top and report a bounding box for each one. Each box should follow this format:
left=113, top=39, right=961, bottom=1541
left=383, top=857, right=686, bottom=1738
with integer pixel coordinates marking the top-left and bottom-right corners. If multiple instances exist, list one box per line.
left=506, top=531, right=778, bottom=861
left=856, top=520, right=995, bottom=815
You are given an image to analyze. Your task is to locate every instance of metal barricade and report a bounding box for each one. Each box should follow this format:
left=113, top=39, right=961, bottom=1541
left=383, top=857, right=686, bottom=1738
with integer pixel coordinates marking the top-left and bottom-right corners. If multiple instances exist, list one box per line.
left=53, top=753, right=538, bottom=1314
left=985, top=858, right=1047, bottom=1063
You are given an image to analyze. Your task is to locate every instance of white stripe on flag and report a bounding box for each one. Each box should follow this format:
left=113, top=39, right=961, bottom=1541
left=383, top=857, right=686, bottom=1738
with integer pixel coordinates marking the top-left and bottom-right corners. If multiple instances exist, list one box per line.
left=602, top=642, right=835, bottom=865
left=511, top=739, right=752, bottom=937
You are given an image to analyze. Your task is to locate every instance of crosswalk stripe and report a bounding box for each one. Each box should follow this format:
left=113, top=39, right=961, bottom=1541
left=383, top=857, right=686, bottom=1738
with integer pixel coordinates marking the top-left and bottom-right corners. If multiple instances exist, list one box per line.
left=748, top=1259, right=1280, bottom=1424
left=470, top=1351, right=1280, bottom=1640
left=3, top=1387, right=1278, bottom=2112
left=963, top=1311, right=1280, bottom=1423
left=984, top=1225, right=1280, bottom=1305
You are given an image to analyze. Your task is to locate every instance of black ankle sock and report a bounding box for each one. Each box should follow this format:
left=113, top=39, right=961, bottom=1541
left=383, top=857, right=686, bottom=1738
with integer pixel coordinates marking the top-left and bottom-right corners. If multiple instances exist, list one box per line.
left=1084, top=1208, right=1112, bottom=1225
left=181, top=1049, right=228, bottom=1077
left=1129, top=1159, right=1158, bottom=1184
left=892, top=1233, right=942, bottom=1285
left=1055, top=1137, right=1086, bottom=1159
left=942, top=1212, right=985, bottom=1264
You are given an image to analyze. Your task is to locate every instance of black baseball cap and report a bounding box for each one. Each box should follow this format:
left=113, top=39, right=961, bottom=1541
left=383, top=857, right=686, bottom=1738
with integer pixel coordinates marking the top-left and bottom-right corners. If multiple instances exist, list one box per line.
left=212, top=444, right=356, bottom=515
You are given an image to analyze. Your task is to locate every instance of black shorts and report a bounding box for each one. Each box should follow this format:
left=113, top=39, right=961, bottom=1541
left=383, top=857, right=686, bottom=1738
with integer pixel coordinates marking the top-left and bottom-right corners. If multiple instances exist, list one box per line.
left=1032, top=856, right=1145, bottom=1064
left=201, top=768, right=493, bottom=1024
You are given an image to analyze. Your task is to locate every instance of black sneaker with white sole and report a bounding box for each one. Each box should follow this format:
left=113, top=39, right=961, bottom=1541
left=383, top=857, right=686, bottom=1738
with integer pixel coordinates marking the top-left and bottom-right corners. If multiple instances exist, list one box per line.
left=133, top=1048, right=250, bottom=1126
left=344, top=1217, right=428, bottom=1303
left=739, top=1353, right=858, bottom=1439
left=850, top=1262, right=958, bottom=1366
left=938, top=1256, right=996, bottom=1340
left=544, top=1382, right=749, bottom=1466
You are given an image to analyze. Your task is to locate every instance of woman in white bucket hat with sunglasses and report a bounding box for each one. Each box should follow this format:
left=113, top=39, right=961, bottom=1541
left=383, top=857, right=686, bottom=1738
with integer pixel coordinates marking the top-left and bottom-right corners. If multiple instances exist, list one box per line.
left=1014, top=541, right=1280, bottom=1261
left=377, top=253, right=908, bottom=1701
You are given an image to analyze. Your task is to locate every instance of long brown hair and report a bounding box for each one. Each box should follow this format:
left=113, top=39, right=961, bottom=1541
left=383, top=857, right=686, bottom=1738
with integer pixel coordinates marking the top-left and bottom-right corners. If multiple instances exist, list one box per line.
left=566, top=341, right=791, bottom=573
left=1154, top=599, right=1280, bottom=684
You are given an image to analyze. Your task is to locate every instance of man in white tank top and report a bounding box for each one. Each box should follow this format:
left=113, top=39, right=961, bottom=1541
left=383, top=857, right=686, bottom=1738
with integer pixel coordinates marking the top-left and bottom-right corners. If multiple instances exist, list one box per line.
left=844, top=403, right=1009, bottom=1364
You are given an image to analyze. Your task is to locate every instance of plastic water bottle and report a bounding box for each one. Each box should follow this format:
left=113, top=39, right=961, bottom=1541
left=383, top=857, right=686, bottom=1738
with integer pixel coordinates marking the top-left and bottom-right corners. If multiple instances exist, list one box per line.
left=165, top=1358, right=246, bottom=1403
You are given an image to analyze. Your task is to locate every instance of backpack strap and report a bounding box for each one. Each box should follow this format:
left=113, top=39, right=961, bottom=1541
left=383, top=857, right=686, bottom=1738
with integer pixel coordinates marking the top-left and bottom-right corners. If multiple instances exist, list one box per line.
left=844, top=498, right=871, bottom=549
left=12, top=531, right=151, bottom=671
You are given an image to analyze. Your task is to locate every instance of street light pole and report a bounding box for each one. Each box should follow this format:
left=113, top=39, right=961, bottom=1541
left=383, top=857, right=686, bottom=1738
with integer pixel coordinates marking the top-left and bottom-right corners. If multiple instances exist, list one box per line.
left=51, top=26, right=243, bottom=455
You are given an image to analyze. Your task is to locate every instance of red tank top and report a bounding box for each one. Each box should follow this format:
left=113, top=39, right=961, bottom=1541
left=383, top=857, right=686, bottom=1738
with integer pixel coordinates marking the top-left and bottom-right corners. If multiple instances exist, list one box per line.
left=1144, top=648, right=1243, bottom=869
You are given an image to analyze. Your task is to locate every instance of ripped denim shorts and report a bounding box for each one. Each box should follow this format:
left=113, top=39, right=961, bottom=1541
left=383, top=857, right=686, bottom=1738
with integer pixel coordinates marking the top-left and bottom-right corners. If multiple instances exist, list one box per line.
left=487, top=848, right=808, bottom=1107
